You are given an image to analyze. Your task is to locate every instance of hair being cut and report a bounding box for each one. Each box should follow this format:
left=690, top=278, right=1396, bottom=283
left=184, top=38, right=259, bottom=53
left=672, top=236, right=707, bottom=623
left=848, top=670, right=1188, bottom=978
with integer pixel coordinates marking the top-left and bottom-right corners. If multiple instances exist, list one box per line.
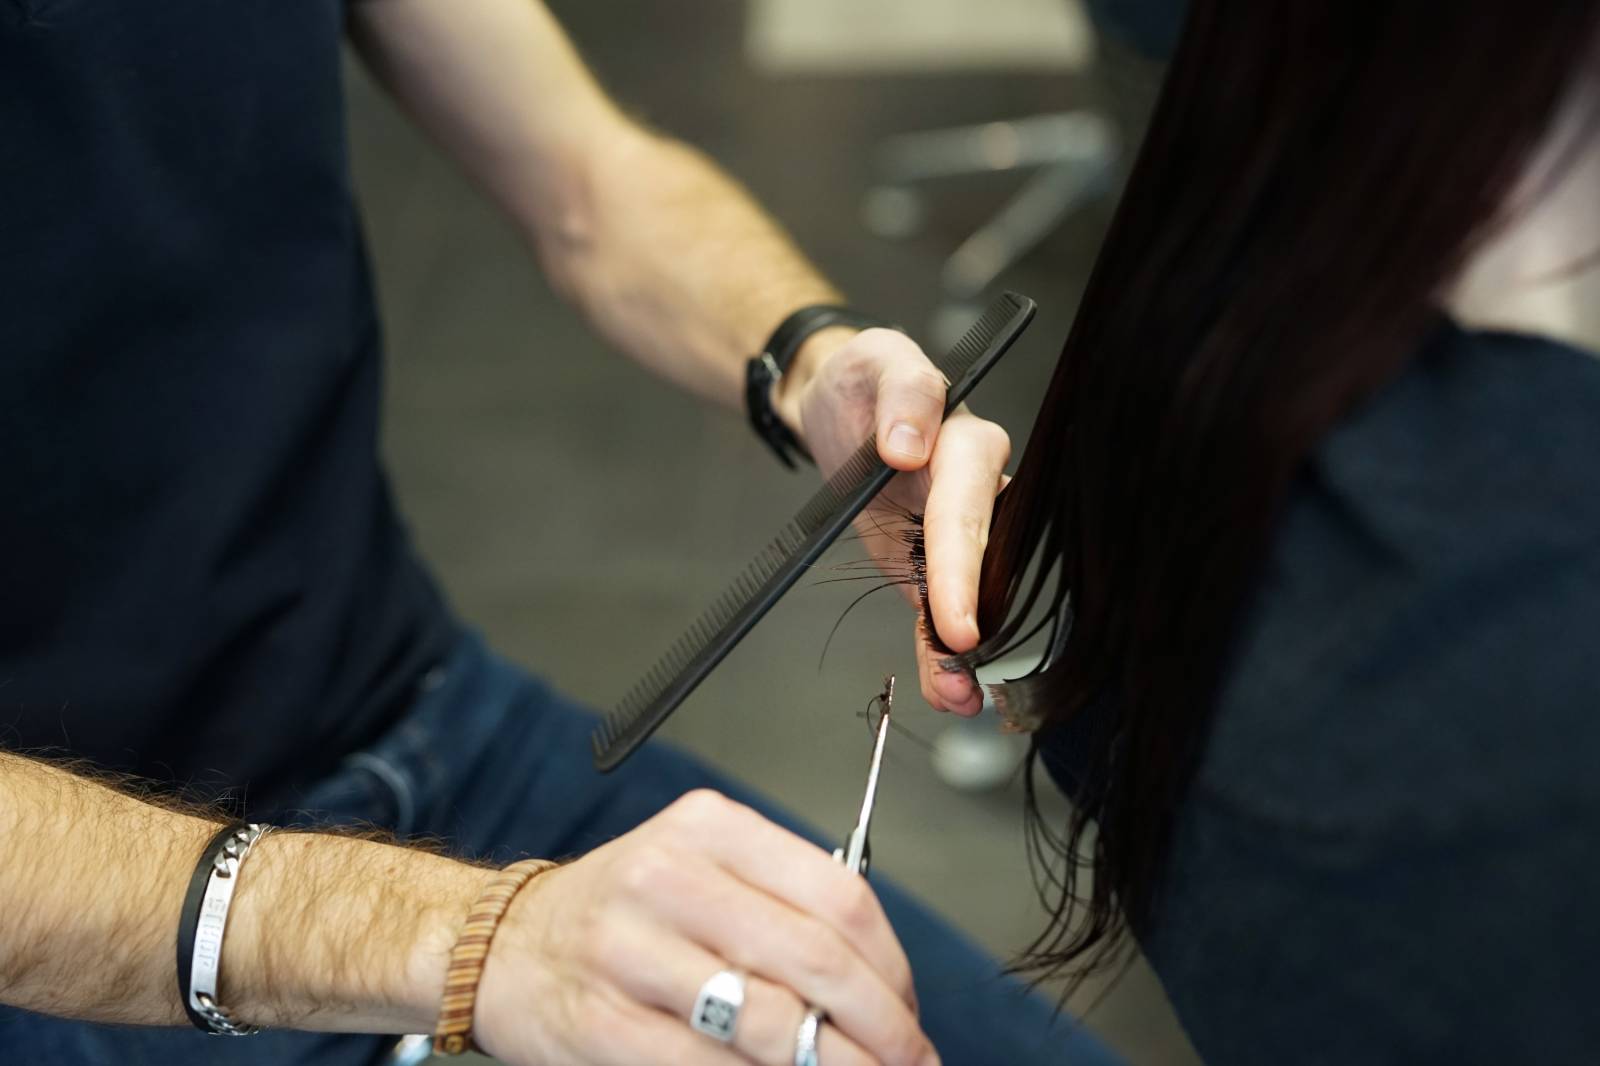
left=939, top=3, right=1600, bottom=988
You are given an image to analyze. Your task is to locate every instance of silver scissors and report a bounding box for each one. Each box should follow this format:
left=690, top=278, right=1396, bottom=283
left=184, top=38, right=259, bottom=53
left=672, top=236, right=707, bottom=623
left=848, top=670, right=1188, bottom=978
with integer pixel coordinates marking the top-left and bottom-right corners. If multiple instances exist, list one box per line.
left=793, top=677, right=898, bottom=1066
left=833, top=675, right=893, bottom=877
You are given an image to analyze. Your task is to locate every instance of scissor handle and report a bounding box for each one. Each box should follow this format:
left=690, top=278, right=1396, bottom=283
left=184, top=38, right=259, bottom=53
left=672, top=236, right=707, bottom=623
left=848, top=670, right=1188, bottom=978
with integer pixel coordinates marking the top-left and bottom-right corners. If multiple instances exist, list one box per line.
left=834, top=830, right=871, bottom=877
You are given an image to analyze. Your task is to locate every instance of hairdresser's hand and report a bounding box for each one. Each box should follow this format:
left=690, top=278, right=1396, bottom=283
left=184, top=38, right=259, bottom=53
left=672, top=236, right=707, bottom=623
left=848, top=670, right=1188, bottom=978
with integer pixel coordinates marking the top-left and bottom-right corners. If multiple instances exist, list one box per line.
left=776, top=327, right=1007, bottom=716
left=472, top=790, right=936, bottom=1066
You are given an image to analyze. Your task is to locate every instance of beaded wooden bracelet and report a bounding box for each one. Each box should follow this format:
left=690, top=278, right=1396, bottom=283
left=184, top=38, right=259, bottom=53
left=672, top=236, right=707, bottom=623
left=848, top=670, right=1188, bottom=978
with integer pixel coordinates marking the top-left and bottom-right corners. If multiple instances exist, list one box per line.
left=433, top=858, right=560, bottom=1056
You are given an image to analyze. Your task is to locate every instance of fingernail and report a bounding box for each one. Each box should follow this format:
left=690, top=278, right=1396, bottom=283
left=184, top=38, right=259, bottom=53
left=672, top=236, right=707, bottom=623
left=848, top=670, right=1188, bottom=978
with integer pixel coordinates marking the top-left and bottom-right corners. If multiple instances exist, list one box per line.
left=887, top=422, right=926, bottom=460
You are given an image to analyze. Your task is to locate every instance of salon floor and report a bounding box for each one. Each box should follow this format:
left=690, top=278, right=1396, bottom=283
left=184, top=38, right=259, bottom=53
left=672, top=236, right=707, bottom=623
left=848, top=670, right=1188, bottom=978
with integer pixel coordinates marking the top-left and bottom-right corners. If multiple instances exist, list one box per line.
left=357, top=2, right=1200, bottom=1063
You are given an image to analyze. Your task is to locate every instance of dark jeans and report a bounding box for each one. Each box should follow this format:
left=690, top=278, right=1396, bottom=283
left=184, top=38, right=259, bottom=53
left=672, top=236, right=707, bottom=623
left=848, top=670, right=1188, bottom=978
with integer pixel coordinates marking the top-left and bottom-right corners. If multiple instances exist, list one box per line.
left=0, top=632, right=1119, bottom=1065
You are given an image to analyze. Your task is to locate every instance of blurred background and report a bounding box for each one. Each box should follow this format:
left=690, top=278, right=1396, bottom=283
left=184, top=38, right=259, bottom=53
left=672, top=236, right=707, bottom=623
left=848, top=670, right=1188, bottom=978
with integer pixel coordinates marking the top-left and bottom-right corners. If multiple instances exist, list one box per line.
left=354, top=1, right=1198, bottom=1062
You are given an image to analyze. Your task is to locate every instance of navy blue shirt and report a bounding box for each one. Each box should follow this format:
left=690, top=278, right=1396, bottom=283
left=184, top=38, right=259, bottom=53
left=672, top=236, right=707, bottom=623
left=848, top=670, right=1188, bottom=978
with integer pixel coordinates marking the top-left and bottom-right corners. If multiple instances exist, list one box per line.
left=0, top=3, right=455, bottom=799
left=1043, top=322, right=1600, bottom=1063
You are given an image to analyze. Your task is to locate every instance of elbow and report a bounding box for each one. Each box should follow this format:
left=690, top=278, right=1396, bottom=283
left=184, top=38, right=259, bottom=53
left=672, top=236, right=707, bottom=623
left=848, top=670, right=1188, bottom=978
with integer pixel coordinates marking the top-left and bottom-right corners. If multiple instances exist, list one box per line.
left=526, top=120, right=677, bottom=305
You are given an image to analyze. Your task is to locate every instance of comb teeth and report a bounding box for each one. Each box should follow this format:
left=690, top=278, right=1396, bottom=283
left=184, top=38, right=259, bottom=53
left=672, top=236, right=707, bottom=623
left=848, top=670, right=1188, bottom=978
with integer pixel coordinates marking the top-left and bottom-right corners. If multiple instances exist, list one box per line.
left=594, top=292, right=1035, bottom=769
left=941, top=297, right=1018, bottom=381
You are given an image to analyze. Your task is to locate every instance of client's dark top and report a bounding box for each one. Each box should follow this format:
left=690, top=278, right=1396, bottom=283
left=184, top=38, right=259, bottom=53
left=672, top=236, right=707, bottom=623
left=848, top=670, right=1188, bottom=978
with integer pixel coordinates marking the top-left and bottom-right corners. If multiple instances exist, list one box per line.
left=0, top=3, right=456, bottom=800
left=1041, top=321, right=1600, bottom=1064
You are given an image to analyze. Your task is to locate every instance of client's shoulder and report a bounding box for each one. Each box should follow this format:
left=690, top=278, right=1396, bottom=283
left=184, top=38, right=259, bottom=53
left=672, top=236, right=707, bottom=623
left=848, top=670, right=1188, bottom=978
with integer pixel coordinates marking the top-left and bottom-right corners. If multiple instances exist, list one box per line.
left=1196, top=323, right=1600, bottom=837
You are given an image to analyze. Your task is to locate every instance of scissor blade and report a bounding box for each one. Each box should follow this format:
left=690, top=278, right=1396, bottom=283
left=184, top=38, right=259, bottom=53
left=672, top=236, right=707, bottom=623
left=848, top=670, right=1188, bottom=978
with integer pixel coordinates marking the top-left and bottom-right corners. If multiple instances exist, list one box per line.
left=840, top=676, right=893, bottom=874
left=854, top=696, right=890, bottom=833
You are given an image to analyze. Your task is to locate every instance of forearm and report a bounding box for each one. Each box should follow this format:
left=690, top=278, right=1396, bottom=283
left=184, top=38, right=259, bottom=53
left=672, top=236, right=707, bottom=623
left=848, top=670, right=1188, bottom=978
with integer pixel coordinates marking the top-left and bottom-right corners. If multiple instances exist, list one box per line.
left=350, top=0, right=851, bottom=411
left=224, top=827, right=487, bottom=1033
left=0, top=751, right=487, bottom=1032
left=529, top=125, right=847, bottom=409
left=0, top=753, right=218, bottom=1023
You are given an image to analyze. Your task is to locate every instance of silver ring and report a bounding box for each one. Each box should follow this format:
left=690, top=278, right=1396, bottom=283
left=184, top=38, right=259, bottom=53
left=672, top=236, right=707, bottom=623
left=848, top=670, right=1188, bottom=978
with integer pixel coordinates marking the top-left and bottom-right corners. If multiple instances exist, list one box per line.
left=794, top=1007, right=824, bottom=1066
left=690, top=969, right=746, bottom=1043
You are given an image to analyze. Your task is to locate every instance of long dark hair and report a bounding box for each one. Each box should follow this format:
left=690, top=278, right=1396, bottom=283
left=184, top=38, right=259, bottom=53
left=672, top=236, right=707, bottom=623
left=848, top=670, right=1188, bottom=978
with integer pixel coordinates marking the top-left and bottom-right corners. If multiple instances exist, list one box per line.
left=941, top=4, right=1600, bottom=987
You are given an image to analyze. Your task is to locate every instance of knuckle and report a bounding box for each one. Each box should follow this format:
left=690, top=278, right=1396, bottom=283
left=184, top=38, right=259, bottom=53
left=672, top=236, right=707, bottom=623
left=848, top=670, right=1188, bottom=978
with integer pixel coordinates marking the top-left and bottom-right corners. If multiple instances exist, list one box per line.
left=898, top=368, right=948, bottom=404
left=886, top=1020, right=932, bottom=1066
left=977, top=419, right=1012, bottom=459
left=793, top=925, right=851, bottom=986
left=616, top=844, right=675, bottom=899
left=956, top=507, right=990, bottom=549
left=668, top=788, right=729, bottom=829
left=857, top=325, right=903, bottom=348
left=947, top=415, right=1009, bottom=458
left=734, top=983, right=791, bottom=1055
left=855, top=327, right=912, bottom=362
left=834, top=877, right=882, bottom=939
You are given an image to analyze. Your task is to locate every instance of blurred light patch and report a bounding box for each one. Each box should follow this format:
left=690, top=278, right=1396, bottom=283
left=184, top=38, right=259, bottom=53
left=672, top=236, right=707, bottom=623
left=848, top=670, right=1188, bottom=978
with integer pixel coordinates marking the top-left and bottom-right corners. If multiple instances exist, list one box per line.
left=746, top=0, right=1094, bottom=75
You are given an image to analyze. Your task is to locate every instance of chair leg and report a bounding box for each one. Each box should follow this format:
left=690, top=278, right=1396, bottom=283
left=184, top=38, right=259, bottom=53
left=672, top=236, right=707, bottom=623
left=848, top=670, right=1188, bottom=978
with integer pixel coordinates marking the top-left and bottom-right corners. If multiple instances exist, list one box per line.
left=861, top=110, right=1119, bottom=326
left=941, top=152, right=1115, bottom=300
left=874, top=112, right=1115, bottom=184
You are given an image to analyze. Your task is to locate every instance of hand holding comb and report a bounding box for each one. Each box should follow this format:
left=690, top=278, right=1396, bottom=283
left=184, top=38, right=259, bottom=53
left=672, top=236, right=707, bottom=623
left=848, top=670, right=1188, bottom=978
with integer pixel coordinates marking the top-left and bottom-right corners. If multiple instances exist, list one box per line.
left=593, top=292, right=1037, bottom=771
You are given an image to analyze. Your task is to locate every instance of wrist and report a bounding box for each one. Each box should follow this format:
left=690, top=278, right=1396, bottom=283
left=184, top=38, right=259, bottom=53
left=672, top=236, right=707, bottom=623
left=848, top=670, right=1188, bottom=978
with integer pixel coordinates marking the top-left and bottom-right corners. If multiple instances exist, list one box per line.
left=400, top=858, right=500, bottom=1035
left=770, top=324, right=859, bottom=436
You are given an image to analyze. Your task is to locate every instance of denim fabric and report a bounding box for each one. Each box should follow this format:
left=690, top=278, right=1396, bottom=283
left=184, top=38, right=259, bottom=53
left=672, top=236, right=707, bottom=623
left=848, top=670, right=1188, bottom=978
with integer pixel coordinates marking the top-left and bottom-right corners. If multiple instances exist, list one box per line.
left=1, top=632, right=1120, bottom=1065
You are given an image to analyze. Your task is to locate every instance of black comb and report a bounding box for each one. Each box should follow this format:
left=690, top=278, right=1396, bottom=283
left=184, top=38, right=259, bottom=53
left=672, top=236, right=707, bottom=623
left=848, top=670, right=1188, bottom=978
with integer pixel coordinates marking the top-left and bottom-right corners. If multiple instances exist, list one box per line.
left=593, top=291, right=1036, bottom=770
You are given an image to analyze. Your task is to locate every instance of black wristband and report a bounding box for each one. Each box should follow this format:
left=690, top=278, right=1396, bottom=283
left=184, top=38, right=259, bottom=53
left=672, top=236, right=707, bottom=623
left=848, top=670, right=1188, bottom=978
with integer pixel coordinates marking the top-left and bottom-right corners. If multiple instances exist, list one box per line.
left=745, top=306, right=899, bottom=469
left=176, top=822, right=251, bottom=1033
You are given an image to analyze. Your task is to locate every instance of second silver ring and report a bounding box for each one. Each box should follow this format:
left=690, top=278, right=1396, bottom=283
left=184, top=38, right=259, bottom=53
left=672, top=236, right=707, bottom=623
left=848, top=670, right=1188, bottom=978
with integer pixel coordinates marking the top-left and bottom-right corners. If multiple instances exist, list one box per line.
left=794, top=1006, right=824, bottom=1066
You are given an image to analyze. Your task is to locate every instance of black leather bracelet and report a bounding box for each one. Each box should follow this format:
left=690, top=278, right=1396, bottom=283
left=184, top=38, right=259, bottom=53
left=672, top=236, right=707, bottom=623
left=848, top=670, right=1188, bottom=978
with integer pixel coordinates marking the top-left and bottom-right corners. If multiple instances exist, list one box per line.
left=745, top=306, right=900, bottom=469
left=176, top=822, right=272, bottom=1035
